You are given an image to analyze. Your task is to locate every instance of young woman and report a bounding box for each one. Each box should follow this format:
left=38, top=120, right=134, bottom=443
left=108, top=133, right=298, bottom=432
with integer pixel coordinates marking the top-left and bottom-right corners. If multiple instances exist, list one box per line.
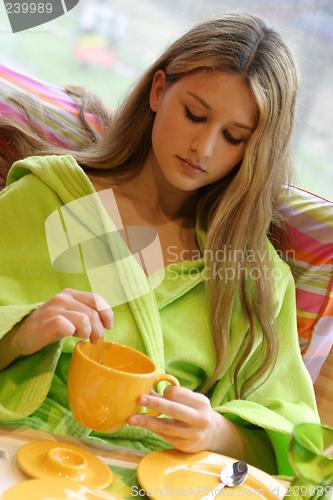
left=0, top=13, right=319, bottom=476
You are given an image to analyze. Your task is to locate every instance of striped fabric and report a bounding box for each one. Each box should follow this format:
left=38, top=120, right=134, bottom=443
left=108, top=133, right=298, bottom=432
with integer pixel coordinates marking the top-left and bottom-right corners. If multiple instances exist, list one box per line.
left=0, top=64, right=332, bottom=381
left=0, top=63, right=104, bottom=154
left=280, top=187, right=333, bottom=380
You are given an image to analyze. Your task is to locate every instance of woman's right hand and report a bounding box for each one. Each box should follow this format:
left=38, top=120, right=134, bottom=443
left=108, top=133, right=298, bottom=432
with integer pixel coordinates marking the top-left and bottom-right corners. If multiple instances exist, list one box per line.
left=12, top=288, right=114, bottom=356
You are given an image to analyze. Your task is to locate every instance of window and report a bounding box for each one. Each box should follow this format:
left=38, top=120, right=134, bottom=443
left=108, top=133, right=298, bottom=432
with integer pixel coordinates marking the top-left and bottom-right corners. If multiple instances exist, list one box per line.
left=1, top=0, right=332, bottom=199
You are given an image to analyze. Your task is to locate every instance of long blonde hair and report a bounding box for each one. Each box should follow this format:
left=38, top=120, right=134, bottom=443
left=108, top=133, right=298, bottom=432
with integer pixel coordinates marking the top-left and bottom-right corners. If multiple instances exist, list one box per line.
left=0, top=13, right=298, bottom=398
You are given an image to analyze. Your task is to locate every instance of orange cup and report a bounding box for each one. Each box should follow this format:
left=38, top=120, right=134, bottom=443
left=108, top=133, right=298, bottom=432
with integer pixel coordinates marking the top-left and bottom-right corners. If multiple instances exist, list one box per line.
left=68, top=341, right=179, bottom=432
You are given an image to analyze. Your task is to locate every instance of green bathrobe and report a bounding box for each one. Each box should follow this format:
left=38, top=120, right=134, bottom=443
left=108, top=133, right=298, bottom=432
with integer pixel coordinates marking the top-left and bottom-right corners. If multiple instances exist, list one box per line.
left=0, top=155, right=319, bottom=476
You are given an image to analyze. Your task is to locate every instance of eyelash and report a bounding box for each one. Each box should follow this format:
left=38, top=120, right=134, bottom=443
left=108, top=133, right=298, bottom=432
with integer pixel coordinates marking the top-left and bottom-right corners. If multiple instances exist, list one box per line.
left=184, top=106, right=243, bottom=146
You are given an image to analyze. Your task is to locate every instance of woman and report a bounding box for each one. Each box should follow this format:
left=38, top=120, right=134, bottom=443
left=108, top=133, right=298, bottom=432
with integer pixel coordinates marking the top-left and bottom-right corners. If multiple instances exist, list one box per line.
left=0, top=13, right=318, bottom=475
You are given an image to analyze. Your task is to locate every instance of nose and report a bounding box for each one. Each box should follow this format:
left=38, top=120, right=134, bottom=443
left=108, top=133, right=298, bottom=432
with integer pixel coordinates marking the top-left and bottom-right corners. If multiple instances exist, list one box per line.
left=190, top=127, right=218, bottom=163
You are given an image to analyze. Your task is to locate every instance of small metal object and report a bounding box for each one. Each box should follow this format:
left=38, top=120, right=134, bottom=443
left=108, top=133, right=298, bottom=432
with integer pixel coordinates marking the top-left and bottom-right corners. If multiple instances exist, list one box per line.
left=201, top=460, right=248, bottom=499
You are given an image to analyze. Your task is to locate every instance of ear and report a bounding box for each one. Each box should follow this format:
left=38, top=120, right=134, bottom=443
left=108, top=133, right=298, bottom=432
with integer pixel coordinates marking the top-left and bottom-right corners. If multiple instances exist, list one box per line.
left=149, top=70, right=168, bottom=112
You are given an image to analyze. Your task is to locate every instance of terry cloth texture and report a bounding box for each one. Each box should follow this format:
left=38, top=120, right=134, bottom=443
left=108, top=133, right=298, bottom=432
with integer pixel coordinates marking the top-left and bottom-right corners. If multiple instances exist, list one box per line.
left=1, top=64, right=332, bottom=383
left=0, top=155, right=319, bottom=476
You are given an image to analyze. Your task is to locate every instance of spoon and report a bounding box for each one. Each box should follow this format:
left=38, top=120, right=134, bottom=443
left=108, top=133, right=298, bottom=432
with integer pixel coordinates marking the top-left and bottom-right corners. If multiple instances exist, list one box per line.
left=201, top=460, right=248, bottom=499
left=97, top=339, right=105, bottom=366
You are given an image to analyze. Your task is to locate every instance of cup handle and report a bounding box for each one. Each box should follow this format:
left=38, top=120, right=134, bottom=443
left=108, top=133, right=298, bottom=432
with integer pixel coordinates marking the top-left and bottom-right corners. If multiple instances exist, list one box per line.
left=144, top=373, right=180, bottom=417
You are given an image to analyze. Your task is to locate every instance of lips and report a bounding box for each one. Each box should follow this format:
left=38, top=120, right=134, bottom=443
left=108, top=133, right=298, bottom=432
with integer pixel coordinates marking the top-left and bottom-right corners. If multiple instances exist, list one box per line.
left=178, top=156, right=205, bottom=172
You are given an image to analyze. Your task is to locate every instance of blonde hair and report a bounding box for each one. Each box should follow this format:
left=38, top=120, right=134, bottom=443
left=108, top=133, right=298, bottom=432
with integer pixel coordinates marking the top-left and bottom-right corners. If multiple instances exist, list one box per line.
left=0, top=13, right=298, bottom=397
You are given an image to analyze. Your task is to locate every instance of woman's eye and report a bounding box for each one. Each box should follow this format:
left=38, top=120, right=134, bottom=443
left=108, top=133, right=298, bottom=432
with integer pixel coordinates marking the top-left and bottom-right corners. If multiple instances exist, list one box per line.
left=184, top=106, right=243, bottom=145
left=223, top=130, right=242, bottom=145
left=184, top=106, right=206, bottom=123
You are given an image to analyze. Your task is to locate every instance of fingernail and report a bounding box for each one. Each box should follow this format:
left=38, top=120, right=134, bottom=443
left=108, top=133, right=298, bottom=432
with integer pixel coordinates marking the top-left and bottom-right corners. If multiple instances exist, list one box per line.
left=140, top=396, right=148, bottom=405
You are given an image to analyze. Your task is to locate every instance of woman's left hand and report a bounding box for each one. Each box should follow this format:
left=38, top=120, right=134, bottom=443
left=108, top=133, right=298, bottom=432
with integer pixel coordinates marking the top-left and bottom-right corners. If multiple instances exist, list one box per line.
left=127, top=385, right=225, bottom=453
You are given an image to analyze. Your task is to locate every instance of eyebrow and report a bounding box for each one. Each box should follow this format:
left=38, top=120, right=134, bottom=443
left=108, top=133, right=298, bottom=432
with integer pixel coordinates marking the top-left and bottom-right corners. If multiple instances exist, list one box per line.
left=187, top=91, right=255, bottom=131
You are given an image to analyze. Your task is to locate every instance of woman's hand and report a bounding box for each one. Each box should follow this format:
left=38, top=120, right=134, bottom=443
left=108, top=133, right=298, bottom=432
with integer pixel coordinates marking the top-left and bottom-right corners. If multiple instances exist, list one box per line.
left=127, top=385, right=226, bottom=454
left=12, top=288, right=113, bottom=356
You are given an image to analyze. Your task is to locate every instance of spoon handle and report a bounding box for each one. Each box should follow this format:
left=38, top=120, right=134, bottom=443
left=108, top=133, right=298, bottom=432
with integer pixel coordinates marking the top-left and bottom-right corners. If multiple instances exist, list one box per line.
left=201, top=482, right=225, bottom=499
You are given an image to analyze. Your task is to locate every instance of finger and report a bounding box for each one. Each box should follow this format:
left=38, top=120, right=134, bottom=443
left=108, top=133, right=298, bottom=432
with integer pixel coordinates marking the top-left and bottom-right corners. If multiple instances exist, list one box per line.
left=45, top=315, right=76, bottom=342
left=61, top=299, right=107, bottom=343
left=87, top=310, right=105, bottom=344
left=62, top=311, right=92, bottom=340
left=148, top=389, right=163, bottom=397
left=163, top=385, right=210, bottom=411
left=63, top=289, right=113, bottom=329
left=74, top=307, right=104, bottom=344
left=140, top=388, right=208, bottom=416
left=128, top=415, right=192, bottom=438
left=137, top=394, right=198, bottom=425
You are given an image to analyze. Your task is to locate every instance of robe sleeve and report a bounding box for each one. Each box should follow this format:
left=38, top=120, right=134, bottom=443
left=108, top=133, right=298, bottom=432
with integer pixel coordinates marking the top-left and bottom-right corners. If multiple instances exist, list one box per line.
left=0, top=174, right=63, bottom=420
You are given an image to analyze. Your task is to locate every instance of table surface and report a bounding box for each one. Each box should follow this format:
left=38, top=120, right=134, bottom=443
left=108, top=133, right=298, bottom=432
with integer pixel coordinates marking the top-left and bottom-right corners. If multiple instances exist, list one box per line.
left=0, top=424, right=289, bottom=499
left=0, top=424, right=144, bottom=462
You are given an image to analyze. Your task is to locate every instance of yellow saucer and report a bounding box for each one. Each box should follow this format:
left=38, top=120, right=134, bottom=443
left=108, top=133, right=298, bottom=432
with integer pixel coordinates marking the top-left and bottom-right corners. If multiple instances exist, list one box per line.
left=16, top=440, right=113, bottom=489
left=137, top=449, right=285, bottom=499
left=3, top=479, right=119, bottom=499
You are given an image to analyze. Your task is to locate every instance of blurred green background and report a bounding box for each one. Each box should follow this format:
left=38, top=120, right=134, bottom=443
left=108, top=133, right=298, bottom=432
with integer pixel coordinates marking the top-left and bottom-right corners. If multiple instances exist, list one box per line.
left=0, top=0, right=332, bottom=200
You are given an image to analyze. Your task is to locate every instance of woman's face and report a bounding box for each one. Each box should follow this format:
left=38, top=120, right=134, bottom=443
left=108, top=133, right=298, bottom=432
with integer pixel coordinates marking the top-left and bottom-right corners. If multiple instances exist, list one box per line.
left=149, top=70, right=258, bottom=191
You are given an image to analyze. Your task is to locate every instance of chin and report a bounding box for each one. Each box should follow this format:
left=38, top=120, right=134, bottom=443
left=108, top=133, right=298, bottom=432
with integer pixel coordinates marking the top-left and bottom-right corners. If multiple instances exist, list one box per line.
left=165, top=173, right=203, bottom=192
left=160, top=163, right=205, bottom=190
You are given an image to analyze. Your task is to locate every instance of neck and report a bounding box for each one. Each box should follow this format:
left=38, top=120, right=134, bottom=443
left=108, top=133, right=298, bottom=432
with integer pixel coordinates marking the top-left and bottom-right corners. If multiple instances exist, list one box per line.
left=116, top=152, right=200, bottom=225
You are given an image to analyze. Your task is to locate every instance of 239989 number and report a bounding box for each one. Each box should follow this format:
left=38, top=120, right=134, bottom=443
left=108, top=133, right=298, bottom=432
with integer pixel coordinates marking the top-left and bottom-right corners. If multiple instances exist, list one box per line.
left=5, top=2, right=53, bottom=15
